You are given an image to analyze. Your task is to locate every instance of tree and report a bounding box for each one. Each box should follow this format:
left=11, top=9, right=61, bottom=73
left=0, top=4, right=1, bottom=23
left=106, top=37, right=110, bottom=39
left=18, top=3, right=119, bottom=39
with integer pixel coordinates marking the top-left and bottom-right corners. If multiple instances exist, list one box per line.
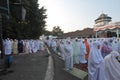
left=2, top=0, right=47, bottom=39
left=52, top=26, right=64, bottom=37
left=44, top=30, right=52, bottom=36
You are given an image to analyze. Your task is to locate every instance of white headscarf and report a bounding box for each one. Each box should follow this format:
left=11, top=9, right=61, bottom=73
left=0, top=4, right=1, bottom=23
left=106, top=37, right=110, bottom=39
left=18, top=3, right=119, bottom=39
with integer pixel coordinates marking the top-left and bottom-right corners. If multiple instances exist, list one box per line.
left=104, top=51, right=120, bottom=80
left=88, top=41, right=104, bottom=78
left=89, top=41, right=103, bottom=64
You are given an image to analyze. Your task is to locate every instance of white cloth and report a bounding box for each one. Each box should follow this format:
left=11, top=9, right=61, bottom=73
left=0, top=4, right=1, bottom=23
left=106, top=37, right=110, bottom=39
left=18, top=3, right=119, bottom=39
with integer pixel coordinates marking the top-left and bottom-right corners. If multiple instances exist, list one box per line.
left=112, top=40, right=119, bottom=52
left=79, top=41, right=87, bottom=63
left=59, top=43, right=66, bottom=60
left=64, top=41, right=73, bottom=70
left=88, top=41, right=105, bottom=80
left=51, top=40, right=57, bottom=52
left=103, top=51, right=120, bottom=80
left=4, top=39, right=12, bottom=55
left=73, top=40, right=80, bottom=64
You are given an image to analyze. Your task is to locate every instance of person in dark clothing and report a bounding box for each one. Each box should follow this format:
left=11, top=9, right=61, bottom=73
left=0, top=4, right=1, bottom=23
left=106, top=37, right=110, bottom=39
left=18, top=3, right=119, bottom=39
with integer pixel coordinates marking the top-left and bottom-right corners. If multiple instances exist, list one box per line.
left=18, top=40, right=23, bottom=53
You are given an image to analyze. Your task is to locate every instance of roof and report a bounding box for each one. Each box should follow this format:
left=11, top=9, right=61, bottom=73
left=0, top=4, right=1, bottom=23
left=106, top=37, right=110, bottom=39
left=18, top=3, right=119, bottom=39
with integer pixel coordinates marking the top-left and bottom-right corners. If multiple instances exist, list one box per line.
left=95, top=13, right=112, bottom=22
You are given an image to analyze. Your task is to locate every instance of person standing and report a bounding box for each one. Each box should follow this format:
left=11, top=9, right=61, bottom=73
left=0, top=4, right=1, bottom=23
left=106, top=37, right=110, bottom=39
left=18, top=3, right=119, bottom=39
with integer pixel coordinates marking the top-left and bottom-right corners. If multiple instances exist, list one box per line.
left=79, top=40, right=87, bottom=63
left=73, top=39, right=80, bottom=64
left=101, top=41, right=112, bottom=58
left=51, top=40, right=57, bottom=53
left=4, top=38, right=12, bottom=68
left=88, top=41, right=105, bottom=80
left=64, top=40, right=73, bottom=70
left=12, top=39, right=18, bottom=55
left=84, top=38, right=90, bottom=61
left=59, top=41, right=66, bottom=60
left=18, top=40, right=23, bottom=53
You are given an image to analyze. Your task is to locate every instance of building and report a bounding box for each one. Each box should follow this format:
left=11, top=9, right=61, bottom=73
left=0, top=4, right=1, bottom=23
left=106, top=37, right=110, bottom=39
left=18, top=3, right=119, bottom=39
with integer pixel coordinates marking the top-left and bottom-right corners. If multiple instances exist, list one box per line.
left=94, top=13, right=120, bottom=38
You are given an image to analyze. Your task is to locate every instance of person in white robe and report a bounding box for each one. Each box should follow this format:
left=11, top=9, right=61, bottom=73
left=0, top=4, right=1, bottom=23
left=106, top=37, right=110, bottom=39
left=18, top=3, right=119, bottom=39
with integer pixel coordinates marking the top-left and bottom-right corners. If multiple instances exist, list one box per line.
left=36, top=40, right=41, bottom=51
left=25, top=40, right=30, bottom=54
left=107, top=38, right=113, bottom=51
left=101, top=41, right=112, bottom=58
left=46, top=39, right=51, bottom=47
left=79, top=40, right=87, bottom=63
left=30, top=40, right=34, bottom=53
left=33, top=40, right=38, bottom=53
left=51, top=40, right=57, bottom=53
left=112, top=40, right=119, bottom=52
left=103, top=51, right=120, bottom=80
left=117, top=38, right=120, bottom=53
left=12, top=39, right=18, bottom=54
left=59, top=41, right=66, bottom=60
left=88, top=41, right=105, bottom=80
left=40, top=40, right=45, bottom=51
left=64, top=40, right=73, bottom=70
left=4, top=38, right=12, bottom=55
left=72, top=39, right=80, bottom=64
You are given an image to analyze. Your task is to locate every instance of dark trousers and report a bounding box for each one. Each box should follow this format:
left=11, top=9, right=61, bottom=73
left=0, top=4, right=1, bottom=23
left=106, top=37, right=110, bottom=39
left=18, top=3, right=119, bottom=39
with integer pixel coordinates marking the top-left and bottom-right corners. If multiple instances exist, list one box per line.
left=4, top=55, right=12, bottom=68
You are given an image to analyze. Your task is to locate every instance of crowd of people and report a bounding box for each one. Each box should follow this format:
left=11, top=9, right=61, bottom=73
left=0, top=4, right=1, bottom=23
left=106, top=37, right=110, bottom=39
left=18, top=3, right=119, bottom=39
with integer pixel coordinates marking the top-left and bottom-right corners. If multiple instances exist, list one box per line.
left=45, top=37, right=120, bottom=80
left=2, top=37, right=120, bottom=80
left=2, top=38, right=45, bottom=70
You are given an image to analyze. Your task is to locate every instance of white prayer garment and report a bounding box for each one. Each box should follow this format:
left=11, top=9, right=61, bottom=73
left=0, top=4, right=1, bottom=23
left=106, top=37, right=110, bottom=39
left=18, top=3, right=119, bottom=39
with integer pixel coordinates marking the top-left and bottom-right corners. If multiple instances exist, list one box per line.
left=25, top=40, right=30, bottom=54
left=46, top=39, right=51, bottom=47
left=59, top=41, right=66, bottom=60
left=107, top=38, right=113, bottom=51
left=112, top=40, right=119, bottom=52
left=33, top=40, right=38, bottom=53
left=12, top=39, right=18, bottom=54
left=51, top=40, right=57, bottom=52
left=117, top=39, right=120, bottom=53
left=88, top=41, right=105, bottom=80
left=79, top=40, right=87, bottom=63
left=103, top=51, right=120, bottom=80
left=72, top=39, right=80, bottom=64
left=4, top=39, right=12, bottom=55
left=40, top=40, right=45, bottom=51
left=64, top=40, right=73, bottom=70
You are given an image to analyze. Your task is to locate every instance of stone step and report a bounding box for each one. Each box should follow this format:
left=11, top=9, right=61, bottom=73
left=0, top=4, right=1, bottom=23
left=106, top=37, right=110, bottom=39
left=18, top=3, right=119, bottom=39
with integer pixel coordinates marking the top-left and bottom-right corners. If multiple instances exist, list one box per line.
left=64, top=67, right=88, bottom=80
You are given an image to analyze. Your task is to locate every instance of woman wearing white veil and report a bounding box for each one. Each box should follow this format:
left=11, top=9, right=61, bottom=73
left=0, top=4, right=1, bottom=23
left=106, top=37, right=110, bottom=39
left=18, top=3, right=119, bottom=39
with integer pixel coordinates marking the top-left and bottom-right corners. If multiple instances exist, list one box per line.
left=79, top=39, right=87, bottom=63
left=88, top=41, right=105, bottom=80
left=103, top=51, right=120, bottom=80
left=64, top=40, right=73, bottom=70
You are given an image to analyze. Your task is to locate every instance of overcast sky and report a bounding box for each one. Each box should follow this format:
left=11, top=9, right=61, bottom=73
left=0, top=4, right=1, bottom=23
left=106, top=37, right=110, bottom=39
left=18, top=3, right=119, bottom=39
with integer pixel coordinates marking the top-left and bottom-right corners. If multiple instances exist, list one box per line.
left=38, top=0, right=120, bottom=33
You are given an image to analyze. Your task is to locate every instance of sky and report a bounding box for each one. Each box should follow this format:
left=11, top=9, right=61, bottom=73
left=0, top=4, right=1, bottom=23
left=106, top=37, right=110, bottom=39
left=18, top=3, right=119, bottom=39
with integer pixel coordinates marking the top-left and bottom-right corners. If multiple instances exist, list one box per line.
left=38, top=0, right=120, bottom=33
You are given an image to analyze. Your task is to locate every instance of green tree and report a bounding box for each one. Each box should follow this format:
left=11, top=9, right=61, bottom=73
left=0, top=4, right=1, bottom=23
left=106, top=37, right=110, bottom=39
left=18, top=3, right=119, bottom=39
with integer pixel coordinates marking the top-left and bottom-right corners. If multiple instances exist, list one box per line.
left=2, top=0, right=47, bottom=39
left=44, top=30, right=52, bottom=36
left=52, top=26, right=64, bottom=37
